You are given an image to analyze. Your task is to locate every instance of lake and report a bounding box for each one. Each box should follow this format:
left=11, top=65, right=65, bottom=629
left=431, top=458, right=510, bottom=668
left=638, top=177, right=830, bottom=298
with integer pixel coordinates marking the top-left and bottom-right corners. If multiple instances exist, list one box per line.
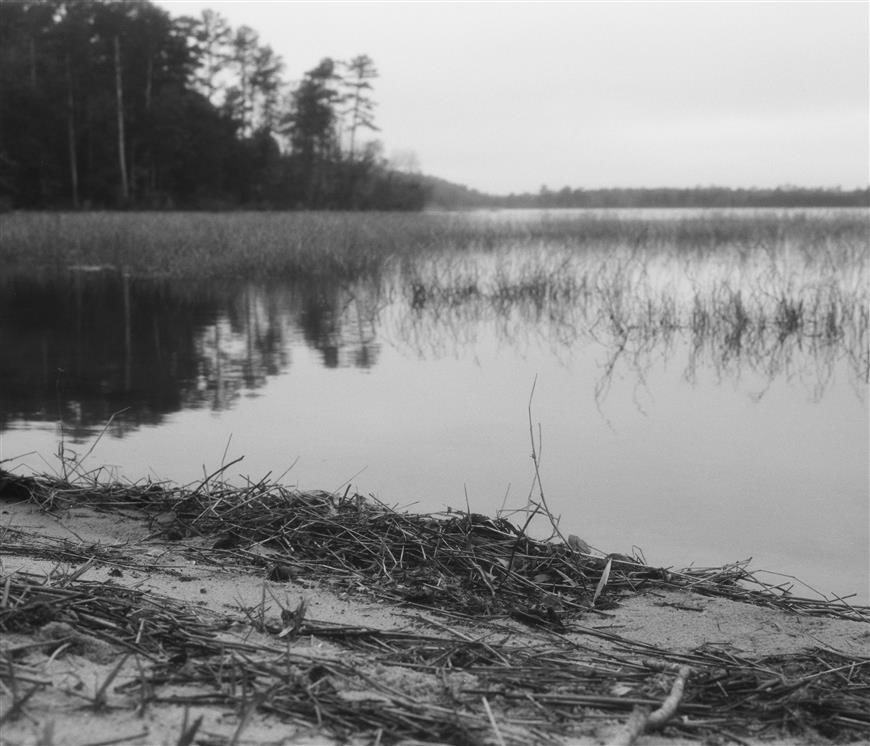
left=1, top=208, right=867, bottom=602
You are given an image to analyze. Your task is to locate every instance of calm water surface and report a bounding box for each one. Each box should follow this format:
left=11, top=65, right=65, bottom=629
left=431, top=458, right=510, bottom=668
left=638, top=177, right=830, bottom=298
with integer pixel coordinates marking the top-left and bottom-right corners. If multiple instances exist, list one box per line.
left=2, top=211, right=867, bottom=601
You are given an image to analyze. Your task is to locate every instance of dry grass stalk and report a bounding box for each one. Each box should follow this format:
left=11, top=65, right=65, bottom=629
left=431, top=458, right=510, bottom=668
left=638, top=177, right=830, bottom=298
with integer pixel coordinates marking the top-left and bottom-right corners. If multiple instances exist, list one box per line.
left=3, top=468, right=864, bottom=623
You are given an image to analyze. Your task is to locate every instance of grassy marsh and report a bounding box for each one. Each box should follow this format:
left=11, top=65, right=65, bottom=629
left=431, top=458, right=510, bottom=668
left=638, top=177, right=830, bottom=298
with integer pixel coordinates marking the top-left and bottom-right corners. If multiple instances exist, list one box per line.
left=2, top=209, right=868, bottom=278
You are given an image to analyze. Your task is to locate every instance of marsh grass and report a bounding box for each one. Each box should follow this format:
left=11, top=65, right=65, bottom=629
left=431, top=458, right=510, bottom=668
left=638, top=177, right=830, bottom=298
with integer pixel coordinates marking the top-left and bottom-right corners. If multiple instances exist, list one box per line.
left=2, top=209, right=867, bottom=280
left=389, top=214, right=868, bottom=395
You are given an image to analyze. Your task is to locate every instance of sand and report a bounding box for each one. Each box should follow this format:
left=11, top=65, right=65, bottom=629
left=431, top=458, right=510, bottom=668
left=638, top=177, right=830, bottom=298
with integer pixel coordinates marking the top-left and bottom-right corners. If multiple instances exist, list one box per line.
left=1, top=494, right=868, bottom=746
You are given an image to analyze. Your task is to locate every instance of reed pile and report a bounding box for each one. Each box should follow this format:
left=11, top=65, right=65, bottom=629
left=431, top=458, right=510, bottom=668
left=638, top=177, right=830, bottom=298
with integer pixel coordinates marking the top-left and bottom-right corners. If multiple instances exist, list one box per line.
left=2, top=468, right=865, bottom=624
left=1, top=468, right=868, bottom=744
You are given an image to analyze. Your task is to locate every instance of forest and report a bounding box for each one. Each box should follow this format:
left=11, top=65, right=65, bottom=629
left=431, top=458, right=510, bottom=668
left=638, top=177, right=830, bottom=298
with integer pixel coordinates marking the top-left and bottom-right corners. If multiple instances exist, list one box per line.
left=1, top=0, right=867, bottom=212
left=0, top=0, right=427, bottom=210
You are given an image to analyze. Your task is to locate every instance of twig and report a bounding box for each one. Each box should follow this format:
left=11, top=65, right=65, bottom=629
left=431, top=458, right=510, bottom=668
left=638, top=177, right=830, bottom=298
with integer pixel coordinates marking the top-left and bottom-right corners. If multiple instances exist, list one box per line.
left=81, top=731, right=149, bottom=746
left=70, top=408, right=130, bottom=480
left=482, top=696, right=506, bottom=746
left=606, top=664, right=692, bottom=746
left=192, top=456, right=244, bottom=496
left=175, top=707, right=199, bottom=746
left=592, top=557, right=613, bottom=607
left=526, top=376, right=568, bottom=545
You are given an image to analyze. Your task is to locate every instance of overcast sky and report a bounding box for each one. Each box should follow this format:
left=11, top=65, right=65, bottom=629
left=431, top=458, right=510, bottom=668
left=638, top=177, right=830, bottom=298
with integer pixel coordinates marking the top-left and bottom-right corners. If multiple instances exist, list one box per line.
left=157, top=1, right=869, bottom=194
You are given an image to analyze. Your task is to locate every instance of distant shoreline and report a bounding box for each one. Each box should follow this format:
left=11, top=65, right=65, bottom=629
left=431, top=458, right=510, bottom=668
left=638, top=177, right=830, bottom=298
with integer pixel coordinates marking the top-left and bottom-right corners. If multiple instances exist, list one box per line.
left=4, top=185, right=868, bottom=213
left=422, top=180, right=870, bottom=211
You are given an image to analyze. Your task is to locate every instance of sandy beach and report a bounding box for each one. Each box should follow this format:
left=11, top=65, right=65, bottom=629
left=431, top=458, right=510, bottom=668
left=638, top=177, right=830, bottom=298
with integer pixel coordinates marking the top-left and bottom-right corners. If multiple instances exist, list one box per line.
left=1, top=470, right=868, bottom=746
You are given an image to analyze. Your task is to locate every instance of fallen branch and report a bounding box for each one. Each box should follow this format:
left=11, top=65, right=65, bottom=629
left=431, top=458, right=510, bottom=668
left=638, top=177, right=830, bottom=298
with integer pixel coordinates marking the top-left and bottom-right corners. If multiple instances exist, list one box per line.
left=606, top=664, right=692, bottom=746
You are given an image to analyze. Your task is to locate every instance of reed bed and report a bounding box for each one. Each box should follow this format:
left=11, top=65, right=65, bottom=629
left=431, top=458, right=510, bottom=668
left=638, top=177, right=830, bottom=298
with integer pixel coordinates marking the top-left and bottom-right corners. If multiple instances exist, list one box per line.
left=390, top=224, right=869, bottom=393
left=2, top=209, right=867, bottom=280
left=2, top=468, right=869, bottom=743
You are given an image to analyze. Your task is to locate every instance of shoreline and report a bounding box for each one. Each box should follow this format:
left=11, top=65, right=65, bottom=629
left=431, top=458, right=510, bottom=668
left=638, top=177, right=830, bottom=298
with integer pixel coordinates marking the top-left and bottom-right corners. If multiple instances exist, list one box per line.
left=1, top=468, right=868, bottom=745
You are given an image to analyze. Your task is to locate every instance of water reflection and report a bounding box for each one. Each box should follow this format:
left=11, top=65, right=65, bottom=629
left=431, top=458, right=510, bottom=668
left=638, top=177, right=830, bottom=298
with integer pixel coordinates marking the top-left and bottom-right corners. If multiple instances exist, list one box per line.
left=1, top=256, right=865, bottom=442
left=392, top=277, right=867, bottom=410
left=1, top=273, right=214, bottom=437
left=2, top=254, right=867, bottom=600
left=0, top=272, right=375, bottom=439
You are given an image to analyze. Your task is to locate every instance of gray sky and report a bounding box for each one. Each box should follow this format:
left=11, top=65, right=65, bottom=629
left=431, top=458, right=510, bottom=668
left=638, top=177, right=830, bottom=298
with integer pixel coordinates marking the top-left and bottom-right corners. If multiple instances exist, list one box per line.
left=157, top=1, right=869, bottom=194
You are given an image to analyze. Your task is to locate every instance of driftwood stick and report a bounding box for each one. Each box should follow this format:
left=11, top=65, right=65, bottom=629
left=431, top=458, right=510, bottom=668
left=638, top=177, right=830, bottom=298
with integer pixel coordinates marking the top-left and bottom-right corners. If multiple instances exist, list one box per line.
left=606, top=664, right=692, bottom=746
left=648, top=664, right=691, bottom=726
left=606, top=707, right=649, bottom=746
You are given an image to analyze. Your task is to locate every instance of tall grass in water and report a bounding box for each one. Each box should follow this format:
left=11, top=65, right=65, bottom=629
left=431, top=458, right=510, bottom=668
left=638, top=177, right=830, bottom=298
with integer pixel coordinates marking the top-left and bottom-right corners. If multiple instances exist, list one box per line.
left=388, top=212, right=868, bottom=395
left=2, top=212, right=412, bottom=278
left=2, top=209, right=867, bottom=280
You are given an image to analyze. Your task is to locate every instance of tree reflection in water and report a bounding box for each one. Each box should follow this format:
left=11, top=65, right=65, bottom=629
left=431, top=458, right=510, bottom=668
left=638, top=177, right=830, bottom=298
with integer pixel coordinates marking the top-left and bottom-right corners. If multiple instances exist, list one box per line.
left=0, top=240, right=866, bottom=441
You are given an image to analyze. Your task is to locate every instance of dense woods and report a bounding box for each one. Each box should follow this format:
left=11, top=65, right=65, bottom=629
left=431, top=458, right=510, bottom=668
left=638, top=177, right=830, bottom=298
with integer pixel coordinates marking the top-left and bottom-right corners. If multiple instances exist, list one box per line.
left=0, top=0, right=427, bottom=210
left=1, top=0, right=866, bottom=212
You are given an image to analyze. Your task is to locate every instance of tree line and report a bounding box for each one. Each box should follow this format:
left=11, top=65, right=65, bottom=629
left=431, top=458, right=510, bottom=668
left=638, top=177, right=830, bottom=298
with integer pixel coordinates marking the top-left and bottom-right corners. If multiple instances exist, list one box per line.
left=0, top=0, right=427, bottom=210
left=2, top=1, right=865, bottom=212
left=424, top=179, right=870, bottom=210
